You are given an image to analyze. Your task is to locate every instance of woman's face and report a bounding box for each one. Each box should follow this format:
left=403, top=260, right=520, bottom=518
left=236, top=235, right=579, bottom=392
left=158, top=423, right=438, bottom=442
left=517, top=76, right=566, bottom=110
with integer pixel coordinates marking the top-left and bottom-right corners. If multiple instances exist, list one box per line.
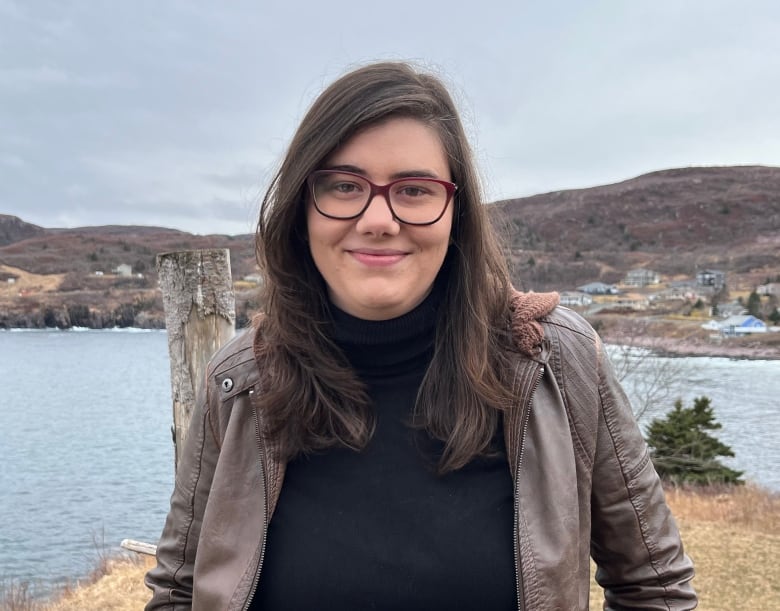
left=306, top=117, right=454, bottom=320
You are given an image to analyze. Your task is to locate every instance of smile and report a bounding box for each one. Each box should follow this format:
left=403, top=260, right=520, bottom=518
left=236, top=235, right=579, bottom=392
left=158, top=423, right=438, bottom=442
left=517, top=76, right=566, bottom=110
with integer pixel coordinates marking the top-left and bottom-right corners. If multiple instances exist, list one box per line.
left=348, top=249, right=408, bottom=267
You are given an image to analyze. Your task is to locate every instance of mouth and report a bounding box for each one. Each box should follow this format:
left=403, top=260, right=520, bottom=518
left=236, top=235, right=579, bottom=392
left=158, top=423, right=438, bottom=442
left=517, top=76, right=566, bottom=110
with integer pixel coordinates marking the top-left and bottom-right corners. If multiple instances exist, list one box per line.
left=347, top=248, right=408, bottom=267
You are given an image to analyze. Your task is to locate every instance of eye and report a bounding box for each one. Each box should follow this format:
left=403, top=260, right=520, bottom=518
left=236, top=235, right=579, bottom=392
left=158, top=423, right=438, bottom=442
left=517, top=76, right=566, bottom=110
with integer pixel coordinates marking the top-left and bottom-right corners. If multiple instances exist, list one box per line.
left=392, top=179, right=445, bottom=204
left=331, top=181, right=362, bottom=194
left=398, top=185, right=431, bottom=197
left=315, top=173, right=367, bottom=199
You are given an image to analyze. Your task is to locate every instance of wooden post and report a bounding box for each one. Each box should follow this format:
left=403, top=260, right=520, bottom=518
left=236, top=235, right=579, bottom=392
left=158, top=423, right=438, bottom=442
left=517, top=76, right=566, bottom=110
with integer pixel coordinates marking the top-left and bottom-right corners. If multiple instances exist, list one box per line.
left=157, top=249, right=235, bottom=472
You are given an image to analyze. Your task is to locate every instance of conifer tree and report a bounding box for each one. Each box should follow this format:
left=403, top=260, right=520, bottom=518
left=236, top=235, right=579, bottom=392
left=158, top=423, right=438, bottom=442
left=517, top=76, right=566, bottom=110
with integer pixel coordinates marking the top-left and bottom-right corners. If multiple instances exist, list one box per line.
left=645, top=396, right=743, bottom=485
left=746, top=290, right=763, bottom=318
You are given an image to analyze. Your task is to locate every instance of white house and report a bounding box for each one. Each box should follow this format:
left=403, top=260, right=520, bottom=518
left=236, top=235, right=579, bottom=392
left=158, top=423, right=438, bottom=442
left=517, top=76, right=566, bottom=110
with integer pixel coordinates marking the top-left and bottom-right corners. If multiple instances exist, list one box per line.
left=715, top=302, right=747, bottom=318
left=115, top=264, right=132, bottom=277
left=624, top=268, right=660, bottom=287
left=559, top=291, right=593, bottom=307
left=612, top=293, right=650, bottom=311
left=577, top=282, right=619, bottom=295
left=702, top=315, right=767, bottom=336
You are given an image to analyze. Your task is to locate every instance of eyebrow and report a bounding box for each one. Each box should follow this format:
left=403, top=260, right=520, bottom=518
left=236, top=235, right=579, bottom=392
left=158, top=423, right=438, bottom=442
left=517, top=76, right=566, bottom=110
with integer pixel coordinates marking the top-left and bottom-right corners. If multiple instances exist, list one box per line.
left=323, top=164, right=442, bottom=180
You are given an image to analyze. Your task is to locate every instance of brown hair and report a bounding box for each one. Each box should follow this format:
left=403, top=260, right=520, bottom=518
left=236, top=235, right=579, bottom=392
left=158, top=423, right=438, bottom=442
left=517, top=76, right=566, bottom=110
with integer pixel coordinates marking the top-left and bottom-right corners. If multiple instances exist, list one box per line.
left=255, top=61, right=515, bottom=473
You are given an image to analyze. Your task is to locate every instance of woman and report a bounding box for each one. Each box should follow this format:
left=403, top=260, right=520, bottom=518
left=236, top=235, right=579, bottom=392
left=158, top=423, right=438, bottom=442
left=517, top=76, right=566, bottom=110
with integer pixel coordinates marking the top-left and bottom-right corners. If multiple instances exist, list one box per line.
left=146, top=62, right=696, bottom=610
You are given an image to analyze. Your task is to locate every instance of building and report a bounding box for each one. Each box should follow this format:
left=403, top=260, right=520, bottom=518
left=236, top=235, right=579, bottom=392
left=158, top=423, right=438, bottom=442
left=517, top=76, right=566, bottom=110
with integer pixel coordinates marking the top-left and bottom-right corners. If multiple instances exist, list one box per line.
left=655, top=285, right=698, bottom=302
left=757, top=283, right=780, bottom=296
left=702, top=315, right=767, bottom=336
left=577, top=282, right=619, bottom=295
left=612, top=293, right=650, bottom=311
left=115, top=264, right=133, bottom=277
left=624, top=268, right=660, bottom=287
left=715, top=302, right=747, bottom=318
left=559, top=291, right=593, bottom=307
left=696, top=269, right=726, bottom=290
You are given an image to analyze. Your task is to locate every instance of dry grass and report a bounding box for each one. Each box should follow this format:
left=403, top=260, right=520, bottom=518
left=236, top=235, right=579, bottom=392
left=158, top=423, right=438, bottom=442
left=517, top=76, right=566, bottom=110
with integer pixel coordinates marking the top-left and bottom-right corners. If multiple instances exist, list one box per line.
left=3, top=486, right=777, bottom=610
left=0, top=264, right=62, bottom=299
left=665, top=483, right=780, bottom=535
left=41, top=556, right=154, bottom=611
left=589, top=484, right=780, bottom=610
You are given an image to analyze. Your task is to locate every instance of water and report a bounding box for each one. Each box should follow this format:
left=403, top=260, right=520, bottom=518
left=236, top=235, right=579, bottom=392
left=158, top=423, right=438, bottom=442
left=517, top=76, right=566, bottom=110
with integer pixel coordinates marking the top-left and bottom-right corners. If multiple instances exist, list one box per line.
left=0, top=330, right=778, bottom=595
left=0, top=329, right=174, bottom=597
left=607, top=345, right=780, bottom=489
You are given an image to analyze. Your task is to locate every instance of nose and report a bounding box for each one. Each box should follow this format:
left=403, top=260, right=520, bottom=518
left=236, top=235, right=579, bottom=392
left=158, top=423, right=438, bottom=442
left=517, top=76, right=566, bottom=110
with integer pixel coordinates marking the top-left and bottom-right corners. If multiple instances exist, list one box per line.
left=355, top=192, right=400, bottom=235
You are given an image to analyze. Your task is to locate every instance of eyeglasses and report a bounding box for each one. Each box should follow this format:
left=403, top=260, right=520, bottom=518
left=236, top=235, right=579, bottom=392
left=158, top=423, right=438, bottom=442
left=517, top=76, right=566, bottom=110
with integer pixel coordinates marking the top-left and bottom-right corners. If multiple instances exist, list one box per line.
left=307, top=170, right=457, bottom=226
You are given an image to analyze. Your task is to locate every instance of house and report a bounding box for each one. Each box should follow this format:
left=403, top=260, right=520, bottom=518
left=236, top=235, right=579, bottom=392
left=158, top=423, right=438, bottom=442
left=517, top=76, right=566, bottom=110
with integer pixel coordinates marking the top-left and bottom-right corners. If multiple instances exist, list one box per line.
left=612, top=293, right=650, bottom=311
left=6, top=277, right=15, bottom=284
left=757, top=283, right=780, bottom=296
left=715, top=302, right=747, bottom=318
left=115, top=264, right=132, bottom=277
left=577, top=282, right=619, bottom=295
left=559, top=291, right=593, bottom=307
left=703, top=315, right=767, bottom=336
left=624, top=268, right=660, bottom=287
left=696, top=269, right=726, bottom=290
left=655, top=285, right=698, bottom=302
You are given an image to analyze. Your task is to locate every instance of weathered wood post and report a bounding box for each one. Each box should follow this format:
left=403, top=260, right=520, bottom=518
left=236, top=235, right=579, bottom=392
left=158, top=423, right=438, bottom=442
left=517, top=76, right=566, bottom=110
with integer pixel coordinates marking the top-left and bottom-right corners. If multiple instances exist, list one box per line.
left=157, top=249, right=235, bottom=472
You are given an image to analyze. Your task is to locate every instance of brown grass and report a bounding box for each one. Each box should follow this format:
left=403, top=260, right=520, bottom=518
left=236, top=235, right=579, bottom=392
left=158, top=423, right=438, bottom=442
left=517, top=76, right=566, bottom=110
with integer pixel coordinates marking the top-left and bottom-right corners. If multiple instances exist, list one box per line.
left=589, top=484, right=780, bottom=610
left=41, top=556, right=155, bottom=611
left=0, top=264, right=63, bottom=299
left=3, top=485, right=777, bottom=610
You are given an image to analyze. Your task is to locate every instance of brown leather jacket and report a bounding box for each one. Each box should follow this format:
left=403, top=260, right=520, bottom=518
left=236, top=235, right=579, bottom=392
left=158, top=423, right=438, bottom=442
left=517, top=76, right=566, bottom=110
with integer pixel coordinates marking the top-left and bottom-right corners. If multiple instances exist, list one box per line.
left=145, top=304, right=696, bottom=610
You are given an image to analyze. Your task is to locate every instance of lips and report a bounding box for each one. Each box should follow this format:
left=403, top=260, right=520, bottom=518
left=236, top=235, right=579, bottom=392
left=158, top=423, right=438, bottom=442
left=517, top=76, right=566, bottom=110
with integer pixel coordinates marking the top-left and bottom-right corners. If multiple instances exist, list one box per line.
left=348, top=248, right=408, bottom=267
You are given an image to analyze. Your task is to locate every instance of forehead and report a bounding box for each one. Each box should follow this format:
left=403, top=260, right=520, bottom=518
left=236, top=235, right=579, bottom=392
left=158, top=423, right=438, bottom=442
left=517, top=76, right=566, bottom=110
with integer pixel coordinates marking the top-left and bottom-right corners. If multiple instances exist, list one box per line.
left=324, top=117, right=450, bottom=175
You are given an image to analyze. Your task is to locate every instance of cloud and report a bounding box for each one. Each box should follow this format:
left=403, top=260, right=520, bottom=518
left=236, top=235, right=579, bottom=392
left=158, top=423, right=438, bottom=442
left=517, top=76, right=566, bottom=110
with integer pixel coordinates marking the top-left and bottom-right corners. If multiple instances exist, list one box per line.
left=1, top=1, right=779, bottom=233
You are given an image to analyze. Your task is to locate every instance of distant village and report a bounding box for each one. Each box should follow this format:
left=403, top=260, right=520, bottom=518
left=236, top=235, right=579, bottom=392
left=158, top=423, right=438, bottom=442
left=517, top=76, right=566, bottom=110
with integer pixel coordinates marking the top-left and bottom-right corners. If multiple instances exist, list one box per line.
left=560, top=268, right=780, bottom=338
left=2, top=260, right=779, bottom=340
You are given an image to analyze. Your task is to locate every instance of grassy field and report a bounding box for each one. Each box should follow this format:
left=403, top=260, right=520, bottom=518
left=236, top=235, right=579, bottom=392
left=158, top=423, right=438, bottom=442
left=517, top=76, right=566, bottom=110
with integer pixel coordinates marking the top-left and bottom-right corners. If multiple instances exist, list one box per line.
left=2, top=485, right=778, bottom=610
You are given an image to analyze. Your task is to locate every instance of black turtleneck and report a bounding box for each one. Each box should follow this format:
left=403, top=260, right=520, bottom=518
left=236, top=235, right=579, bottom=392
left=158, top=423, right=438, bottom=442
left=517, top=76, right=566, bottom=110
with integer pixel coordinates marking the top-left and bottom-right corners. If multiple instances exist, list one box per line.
left=251, top=289, right=517, bottom=610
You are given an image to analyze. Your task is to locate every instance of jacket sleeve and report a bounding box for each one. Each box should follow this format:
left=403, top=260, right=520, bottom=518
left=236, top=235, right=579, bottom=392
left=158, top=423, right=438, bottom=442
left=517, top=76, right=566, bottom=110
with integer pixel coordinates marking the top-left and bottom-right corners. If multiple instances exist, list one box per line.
left=589, top=341, right=697, bottom=610
left=144, top=371, right=220, bottom=610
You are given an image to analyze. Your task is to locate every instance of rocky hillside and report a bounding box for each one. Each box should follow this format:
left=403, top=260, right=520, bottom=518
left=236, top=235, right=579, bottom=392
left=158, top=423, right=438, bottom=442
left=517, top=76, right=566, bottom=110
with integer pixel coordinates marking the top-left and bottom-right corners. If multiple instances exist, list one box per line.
left=490, top=165, right=780, bottom=291
left=0, top=214, right=45, bottom=246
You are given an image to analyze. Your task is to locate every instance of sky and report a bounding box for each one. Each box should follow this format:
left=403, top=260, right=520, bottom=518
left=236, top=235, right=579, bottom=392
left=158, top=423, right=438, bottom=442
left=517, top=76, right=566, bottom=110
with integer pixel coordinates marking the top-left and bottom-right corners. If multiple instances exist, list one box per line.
left=2, top=0, right=779, bottom=235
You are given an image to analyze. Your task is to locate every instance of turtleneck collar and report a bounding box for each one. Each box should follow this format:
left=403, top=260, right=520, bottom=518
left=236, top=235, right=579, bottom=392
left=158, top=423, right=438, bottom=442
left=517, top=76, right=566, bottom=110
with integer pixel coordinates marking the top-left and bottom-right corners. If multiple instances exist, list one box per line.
left=328, top=283, right=442, bottom=377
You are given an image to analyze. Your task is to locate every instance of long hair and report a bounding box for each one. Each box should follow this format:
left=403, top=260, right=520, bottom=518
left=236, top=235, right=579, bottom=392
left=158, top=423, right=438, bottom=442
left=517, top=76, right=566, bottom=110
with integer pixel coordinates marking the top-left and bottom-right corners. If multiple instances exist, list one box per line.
left=256, top=61, right=515, bottom=473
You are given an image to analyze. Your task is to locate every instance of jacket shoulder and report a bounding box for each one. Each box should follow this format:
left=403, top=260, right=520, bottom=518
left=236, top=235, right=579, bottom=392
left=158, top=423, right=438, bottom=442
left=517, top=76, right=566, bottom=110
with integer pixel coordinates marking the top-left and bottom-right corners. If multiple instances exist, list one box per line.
left=540, top=305, right=600, bottom=345
left=207, top=326, right=261, bottom=400
left=539, top=306, right=603, bottom=406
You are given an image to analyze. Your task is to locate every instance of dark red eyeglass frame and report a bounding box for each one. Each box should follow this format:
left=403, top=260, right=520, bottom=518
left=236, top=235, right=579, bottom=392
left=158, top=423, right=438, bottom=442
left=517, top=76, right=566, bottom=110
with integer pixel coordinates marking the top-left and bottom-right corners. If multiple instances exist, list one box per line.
left=306, top=169, right=458, bottom=226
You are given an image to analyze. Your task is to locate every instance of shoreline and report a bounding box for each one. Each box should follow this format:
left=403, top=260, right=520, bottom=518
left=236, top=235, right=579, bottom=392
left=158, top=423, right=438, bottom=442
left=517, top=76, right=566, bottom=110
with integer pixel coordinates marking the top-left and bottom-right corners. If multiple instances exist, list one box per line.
left=602, top=334, right=780, bottom=361
left=3, top=326, right=779, bottom=360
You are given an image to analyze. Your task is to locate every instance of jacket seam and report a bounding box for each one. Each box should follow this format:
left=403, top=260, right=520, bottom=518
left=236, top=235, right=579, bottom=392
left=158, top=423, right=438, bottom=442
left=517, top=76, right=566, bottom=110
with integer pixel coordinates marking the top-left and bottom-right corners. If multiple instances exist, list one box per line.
left=167, top=398, right=209, bottom=601
left=544, top=322, right=594, bottom=470
left=598, top=354, right=672, bottom=606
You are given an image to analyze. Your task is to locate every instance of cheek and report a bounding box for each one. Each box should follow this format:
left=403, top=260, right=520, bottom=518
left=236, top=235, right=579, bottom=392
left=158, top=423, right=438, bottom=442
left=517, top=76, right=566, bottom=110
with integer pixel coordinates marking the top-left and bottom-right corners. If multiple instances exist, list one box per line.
left=423, top=216, right=454, bottom=256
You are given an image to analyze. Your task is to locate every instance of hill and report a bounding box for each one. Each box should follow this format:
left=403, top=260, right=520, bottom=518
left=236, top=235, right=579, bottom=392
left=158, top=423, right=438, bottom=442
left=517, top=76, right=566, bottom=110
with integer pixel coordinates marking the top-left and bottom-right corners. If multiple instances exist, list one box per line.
left=0, top=214, right=45, bottom=247
left=491, top=165, right=780, bottom=291
left=0, top=225, right=257, bottom=329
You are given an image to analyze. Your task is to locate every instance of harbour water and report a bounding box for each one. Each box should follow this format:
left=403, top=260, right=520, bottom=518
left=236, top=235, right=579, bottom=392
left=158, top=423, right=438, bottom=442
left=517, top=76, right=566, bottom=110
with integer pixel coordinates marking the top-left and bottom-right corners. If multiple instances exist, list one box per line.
left=0, top=329, right=778, bottom=595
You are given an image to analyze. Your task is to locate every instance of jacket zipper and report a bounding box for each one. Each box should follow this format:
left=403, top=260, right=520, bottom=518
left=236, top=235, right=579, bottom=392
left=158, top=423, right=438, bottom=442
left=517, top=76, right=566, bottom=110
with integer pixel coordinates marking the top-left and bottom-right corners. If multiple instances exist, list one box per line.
left=242, top=393, right=270, bottom=610
left=513, top=364, right=544, bottom=611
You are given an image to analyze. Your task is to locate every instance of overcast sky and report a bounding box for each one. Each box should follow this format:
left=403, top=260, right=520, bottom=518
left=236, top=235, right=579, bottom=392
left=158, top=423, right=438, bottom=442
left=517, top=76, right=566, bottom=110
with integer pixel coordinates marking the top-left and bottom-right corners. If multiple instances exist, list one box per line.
left=2, top=1, right=778, bottom=235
